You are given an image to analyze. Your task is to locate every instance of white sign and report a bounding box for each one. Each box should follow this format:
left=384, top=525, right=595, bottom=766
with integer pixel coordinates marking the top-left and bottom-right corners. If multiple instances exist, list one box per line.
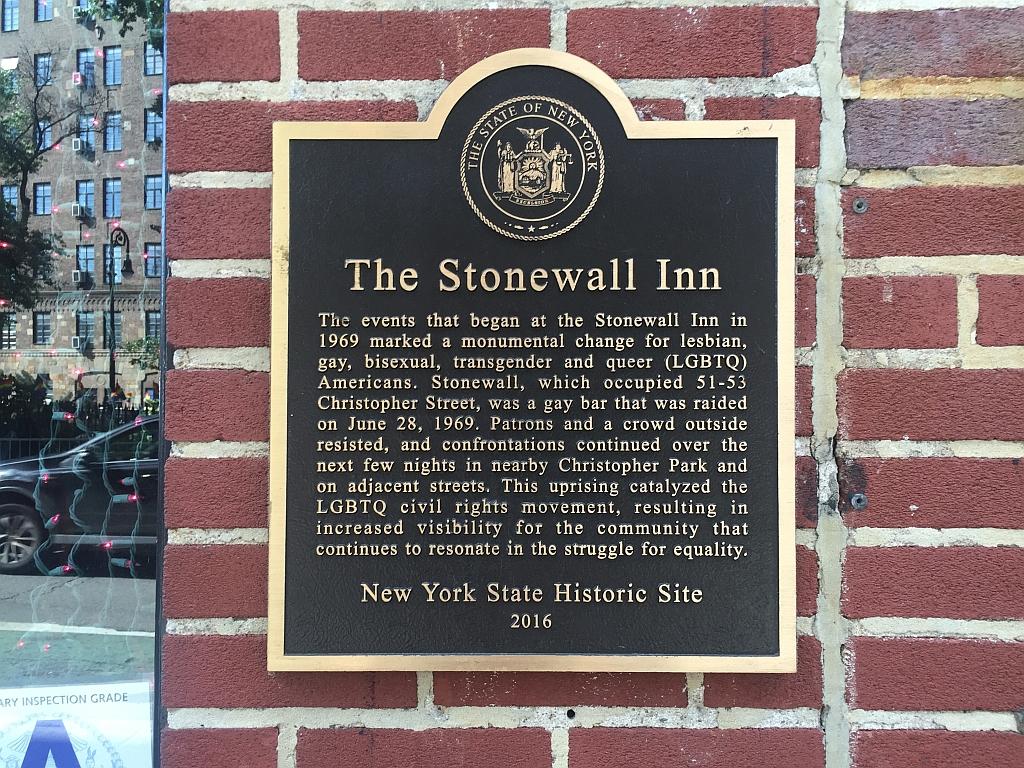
left=0, top=680, right=152, bottom=768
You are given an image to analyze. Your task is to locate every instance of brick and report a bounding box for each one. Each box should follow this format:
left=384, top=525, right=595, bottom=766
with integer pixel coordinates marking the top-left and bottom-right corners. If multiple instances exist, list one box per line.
left=798, top=546, right=818, bottom=617
left=434, top=671, right=684, bottom=707
left=843, top=10, right=1024, bottom=79
left=704, top=636, right=821, bottom=708
left=168, top=11, right=279, bottom=84
left=567, top=8, right=818, bottom=78
left=796, top=366, right=812, bottom=437
left=977, top=275, right=1024, bottom=346
left=838, top=369, right=1024, bottom=440
left=167, top=101, right=417, bottom=174
left=162, top=634, right=416, bottom=708
left=163, top=544, right=267, bottom=618
left=165, top=370, right=269, bottom=442
left=795, top=186, right=815, bottom=258
left=842, top=277, right=957, bottom=349
left=843, top=187, right=1024, bottom=258
left=705, top=97, right=821, bottom=167
left=569, top=729, right=824, bottom=768
left=846, top=100, right=1024, bottom=168
left=167, top=188, right=271, bottom=261
left=796, top=455, right=818, bottom=529
left=849, top=638, right=1024, bottom=711
left=853, top=731, right=1024, bottom=768
left=167, top=278, right=270, bottom=349
left=296, top=728, right=551, bottom=768
left=298, top=10, right=549, bottom=81
left=162, top=728, right=278, bottom=768
left=796, top=274, right=816, bottom=347
left=838, top=458, right=1024, bottom=529
left=632, top=99, right=686, bottom=121
left=844, top=548, right=1024, bottom=619
left=164, top=457, right=269, bottom=529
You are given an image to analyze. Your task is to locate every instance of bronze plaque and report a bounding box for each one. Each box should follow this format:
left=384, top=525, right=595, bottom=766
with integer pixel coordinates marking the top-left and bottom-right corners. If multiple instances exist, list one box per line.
left=269, top=49, right=796, bottom=672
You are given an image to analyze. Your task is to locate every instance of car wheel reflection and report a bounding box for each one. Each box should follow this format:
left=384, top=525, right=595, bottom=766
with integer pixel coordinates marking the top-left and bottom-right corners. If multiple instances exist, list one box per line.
left=0, top=505, right=43, bottom=574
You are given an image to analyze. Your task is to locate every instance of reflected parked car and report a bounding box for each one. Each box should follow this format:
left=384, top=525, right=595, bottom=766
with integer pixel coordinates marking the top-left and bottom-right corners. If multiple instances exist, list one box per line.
left=0, top=416, right=160, bottom=575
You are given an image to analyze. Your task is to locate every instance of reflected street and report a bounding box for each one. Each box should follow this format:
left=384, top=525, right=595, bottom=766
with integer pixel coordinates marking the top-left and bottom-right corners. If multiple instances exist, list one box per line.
left=0, top=574, right=155, bottom=687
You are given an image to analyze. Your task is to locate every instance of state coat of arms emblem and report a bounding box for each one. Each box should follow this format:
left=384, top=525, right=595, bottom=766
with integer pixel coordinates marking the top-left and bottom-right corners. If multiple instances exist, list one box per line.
left=461, top=96, right=604, bottom=240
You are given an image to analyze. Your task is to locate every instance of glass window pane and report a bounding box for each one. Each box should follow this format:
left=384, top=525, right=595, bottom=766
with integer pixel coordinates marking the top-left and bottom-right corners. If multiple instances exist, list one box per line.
left=1, top=12, right=163, bottom=763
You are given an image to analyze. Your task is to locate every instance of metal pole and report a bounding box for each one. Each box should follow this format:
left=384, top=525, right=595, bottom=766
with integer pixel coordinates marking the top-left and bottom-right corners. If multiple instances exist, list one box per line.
left=107, top=226, right=130, bottom=397
left=108, top=238, right=116, bottom=395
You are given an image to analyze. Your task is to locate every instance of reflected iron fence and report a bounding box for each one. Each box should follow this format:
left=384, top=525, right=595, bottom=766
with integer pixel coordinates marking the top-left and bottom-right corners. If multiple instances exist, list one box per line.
left=0, top=401, right=146, bottom=461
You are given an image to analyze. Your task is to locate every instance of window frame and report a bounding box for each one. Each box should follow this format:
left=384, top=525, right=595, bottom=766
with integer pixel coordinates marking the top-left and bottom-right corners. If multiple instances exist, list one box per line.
left=103, top=177, right=121, bottom=219
left=144, top=243, right=163, bottom=278
left=32, top=311, right=51, bottom=345
left=32, top=182, right=51, bottom=216
left=143, top=42, right=163, bottom=76
left=103, top=244, right=124, bottom=285
left=103, top=309, right=122, bottom=349
left=144, top=108, right=163, bottom=144
left=75, top=310, right=95, bottom=344
left=1, top=0, right=19, bottom=32
left=104, top=111, right=122, bottom=152
left=103, top=45, right=122, bottom=87
left=144, top=175, right=162, bottom=210
left=34, top=52, right=51, bottom=86
left=0, top=312, right=15, bottom=349
left=33, top=0, right=50, bottom=22
left=76, top=244, right=96, bottom=281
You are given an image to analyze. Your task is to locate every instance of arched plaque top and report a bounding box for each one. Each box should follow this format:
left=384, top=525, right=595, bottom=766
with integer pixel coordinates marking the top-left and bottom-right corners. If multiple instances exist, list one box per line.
left=425, top=48, right=640, bottom=136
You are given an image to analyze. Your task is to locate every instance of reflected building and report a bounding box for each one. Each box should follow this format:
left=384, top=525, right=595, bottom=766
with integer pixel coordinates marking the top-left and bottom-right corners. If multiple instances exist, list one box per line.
left=0, top=0, right=163, bottom=404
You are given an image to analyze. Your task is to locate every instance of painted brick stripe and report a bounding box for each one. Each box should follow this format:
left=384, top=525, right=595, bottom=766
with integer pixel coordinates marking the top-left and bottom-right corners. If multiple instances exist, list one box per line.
left=167, top=101, right=418, bottom=174
left=296, top=729, right=551, bottom=768
left=839, top=369, right=1024, bottom=441
left=843, top=187, right=1024, bottom=258
left=977, top=275, right=1024, bottom=347
left=566, top=8, right=819, bottom=79
left=795, top=187, right=815, bottom=258
left=164, top=457, right=269, bottom=529
left=838, top=458, right=1024, bottom=529
left=849, top=638, right=1024, bottom=711
left=167, top=188, right=271, bottom=261
left=162, top=729, right=278, bottom=768
left=843, top=10, right=1024, bottom=79
left=704, top=636, right=822, bottom=709
left=167, top=278, right=270, bottom=348
left=844, top=548, right=1024, bottom=619
left=163, top=544, right=268, bottom=619
left=298, top=11, right=550, bottom=82
left=842, top=277, right=957, bottom=349
left=433, top=671, right=686, bottom=707
left=568, top=728, right=825, bottom=768
left=168, top=11, right=280, bottom=85
left=704, top=97, right=821, bottom=168
left=162, top=634, right=417, bottom=708
left=852, top=731, right=1024, bottom=768
left=165, top=370, right=270, bottom=442
left=846, top=100, right=1024, bottom=169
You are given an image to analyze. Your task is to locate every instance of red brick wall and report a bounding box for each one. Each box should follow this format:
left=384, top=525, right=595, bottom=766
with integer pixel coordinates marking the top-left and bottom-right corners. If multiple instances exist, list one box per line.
left=163, top=3, right=1024, bottom=767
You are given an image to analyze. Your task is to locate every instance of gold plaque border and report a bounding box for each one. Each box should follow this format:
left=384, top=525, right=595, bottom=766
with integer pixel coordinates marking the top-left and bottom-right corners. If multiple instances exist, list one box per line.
left=269, top=48, right=797, bottom=673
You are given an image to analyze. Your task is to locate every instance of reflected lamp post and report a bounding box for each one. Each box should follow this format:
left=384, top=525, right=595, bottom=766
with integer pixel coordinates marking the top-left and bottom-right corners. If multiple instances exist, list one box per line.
left=107, top=226, right=133, bottom=396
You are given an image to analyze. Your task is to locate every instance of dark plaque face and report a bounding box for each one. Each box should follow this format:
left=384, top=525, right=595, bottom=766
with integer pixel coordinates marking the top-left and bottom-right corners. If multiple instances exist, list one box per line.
left=269, top=49, right=795, bottom=672
left=461, top=96, right=605, bottom=240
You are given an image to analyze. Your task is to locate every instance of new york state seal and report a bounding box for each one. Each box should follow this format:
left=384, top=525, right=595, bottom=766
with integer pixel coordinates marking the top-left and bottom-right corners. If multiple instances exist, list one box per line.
left=461, top=96, right=605, bottom=241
